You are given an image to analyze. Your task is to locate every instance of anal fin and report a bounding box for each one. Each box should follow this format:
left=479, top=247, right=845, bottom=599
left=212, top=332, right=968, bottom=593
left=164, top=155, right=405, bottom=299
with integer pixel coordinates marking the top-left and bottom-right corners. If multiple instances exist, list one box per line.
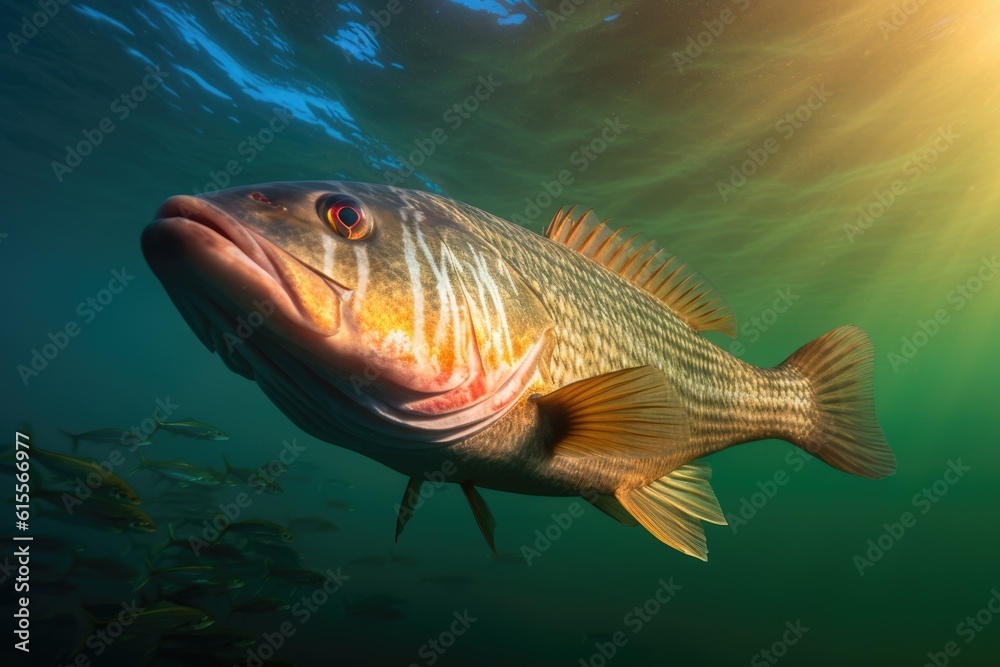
left=616, top=461, right=726, bottom=561
left=533, top=366, right=690, bottom=459
left=461, top=482, right=497, bottom=555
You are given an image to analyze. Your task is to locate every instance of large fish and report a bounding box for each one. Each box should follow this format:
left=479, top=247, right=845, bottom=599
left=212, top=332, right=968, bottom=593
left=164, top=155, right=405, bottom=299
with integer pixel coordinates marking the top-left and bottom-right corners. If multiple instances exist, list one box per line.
left=141, top=182, right=896, bottom=560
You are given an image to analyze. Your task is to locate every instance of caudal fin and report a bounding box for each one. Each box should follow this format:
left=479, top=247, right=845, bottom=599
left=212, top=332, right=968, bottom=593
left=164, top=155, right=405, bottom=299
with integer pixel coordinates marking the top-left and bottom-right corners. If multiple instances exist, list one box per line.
left=781, top=325, right=896, bottom=479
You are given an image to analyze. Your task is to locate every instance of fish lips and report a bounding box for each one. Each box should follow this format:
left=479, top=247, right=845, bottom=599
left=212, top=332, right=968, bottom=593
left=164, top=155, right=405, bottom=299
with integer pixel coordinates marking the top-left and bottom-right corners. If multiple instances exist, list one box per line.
left=142, top=195, right=345, bottom=341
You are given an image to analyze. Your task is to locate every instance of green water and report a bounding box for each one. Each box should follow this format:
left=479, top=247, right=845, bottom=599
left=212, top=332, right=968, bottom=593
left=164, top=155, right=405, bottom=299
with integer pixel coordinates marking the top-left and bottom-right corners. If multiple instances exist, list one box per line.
left=2, top=0, right=999, bottom=665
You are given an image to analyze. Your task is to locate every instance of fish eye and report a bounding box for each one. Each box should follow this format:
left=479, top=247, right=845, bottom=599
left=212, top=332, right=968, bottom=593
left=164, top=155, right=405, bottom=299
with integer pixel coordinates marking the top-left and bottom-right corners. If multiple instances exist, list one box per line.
left=323, top=195, right=373, bottom=241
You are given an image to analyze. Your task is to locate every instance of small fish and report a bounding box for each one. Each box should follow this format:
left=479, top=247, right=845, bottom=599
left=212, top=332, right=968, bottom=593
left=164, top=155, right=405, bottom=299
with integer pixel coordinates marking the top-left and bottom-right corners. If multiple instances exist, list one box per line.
left=155, top=524, right=245, bottom=564
left=241, top=541, right=303, bottom=565
left=231, top=596, right=291, bottom=613
left=265, top=562, right=328, bottom=586
left=154, top=412, right=229, bottom=440
left=225, top=519, right=294, bottom=543
left=84, top=601, right=214, bottom=635
left=222, top=454, right=284, bottom=494
left=389, top=553, right=418, bottom=566
left=325, top=499, right=353, bottom=511
left=130, top=452, right=232, bottom=486
left=31, top=446, right=141, bottom=504
left=288, top=517, right=339, bottom=533
left=348, top=556, right=386, bottom=568
left=36, top=489, right=156, bottom=533
left=135, top=559, right=243, bottom=591
left=60, top=427, right=153, bottom=450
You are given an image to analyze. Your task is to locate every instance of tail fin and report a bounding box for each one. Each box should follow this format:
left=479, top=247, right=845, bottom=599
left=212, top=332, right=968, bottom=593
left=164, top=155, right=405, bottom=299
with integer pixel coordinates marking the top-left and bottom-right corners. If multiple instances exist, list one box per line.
left=781, top=325, right=896, bottom=479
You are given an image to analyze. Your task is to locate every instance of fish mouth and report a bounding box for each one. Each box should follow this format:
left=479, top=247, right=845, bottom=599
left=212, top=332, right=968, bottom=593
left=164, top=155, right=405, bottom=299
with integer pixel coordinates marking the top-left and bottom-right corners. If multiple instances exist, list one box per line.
left=142, top=195, right=346, bottom=345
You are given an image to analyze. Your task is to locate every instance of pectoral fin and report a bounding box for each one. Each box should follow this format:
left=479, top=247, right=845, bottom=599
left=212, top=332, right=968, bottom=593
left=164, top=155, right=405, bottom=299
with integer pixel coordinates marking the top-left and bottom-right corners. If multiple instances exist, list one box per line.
left=395, top=477, right=425, bottom=542
left=461, top=482, right=497, bottom=555
left=616, top=461, right=727, bottom=561
left=533, top=366, right=690, bottom=459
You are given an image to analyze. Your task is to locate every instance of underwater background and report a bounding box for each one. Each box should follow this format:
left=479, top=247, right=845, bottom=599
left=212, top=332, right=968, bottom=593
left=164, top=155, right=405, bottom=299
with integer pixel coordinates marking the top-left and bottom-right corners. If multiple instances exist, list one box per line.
left=2, top=0, right=999, bottom=665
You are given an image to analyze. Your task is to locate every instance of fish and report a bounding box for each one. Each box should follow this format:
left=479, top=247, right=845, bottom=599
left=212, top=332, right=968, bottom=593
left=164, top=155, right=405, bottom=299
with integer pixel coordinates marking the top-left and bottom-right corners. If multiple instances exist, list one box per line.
left=135, top=559, right=243, bottom=591
left=264, top=562, right=328, bottom=586
left=130, top=452, right=233, bottom=487
left=230, top=596, right=291, bottom=613
left=324, top=499, right=353, bottom=511
left=60, top=427, right=153, bottom=450
left=142, top=181, right=896, bottom=560
left=153, top=412, right=229, bottom=440
left=35, top=489, right=156, bottom=533
left=84, top=600, right=214, bottom=635
left=224, top=519, right=294, bottom=543
left=154, top=524, right=246, bottom=564
left=30, top=446, right=141, bottom=504
left=288, top=517, right=339, bottom=533
left=222, top=454, right=284, bottom=494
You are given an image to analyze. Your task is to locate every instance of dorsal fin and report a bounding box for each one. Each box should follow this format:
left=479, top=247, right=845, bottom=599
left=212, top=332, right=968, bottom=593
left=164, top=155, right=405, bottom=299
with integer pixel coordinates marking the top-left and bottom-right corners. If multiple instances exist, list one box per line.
left=544, top=207, right=737, bottom=337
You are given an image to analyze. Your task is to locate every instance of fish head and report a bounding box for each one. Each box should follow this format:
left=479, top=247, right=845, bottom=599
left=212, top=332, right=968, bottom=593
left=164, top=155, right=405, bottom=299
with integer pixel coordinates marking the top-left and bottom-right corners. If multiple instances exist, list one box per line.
left=142, top=181, right=553, bottom=452
left=189, top=614, right=215, bottom=631
left=129, top=515, right=158, bottom=533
